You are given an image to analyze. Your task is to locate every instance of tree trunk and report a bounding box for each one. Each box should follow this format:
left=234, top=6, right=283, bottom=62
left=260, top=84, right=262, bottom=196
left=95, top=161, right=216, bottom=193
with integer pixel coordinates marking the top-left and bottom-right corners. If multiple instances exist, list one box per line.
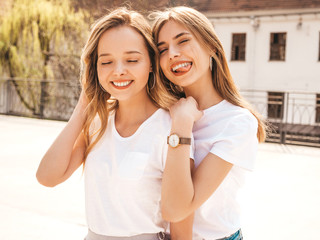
left=7, top=50, right=37, bottom=114
left=39, top=44, right=50, bottom=118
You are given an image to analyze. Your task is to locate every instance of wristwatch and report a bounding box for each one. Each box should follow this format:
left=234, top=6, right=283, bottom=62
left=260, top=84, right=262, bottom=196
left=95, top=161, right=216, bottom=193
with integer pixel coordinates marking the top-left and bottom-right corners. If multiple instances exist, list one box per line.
left=167, top=133, right=191, bottom=148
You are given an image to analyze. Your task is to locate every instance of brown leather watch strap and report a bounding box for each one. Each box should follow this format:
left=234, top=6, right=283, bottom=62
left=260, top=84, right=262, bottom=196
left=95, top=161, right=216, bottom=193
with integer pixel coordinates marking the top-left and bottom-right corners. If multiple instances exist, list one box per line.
left=179, top=137, right=191, bottom=145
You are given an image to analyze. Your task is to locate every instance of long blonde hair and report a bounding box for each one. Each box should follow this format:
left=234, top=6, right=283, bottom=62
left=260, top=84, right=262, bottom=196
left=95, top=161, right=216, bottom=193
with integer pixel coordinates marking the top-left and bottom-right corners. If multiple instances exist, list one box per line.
left=81, top=8, right=176, bottom=160
left=152, top=6, right=267, bottom=142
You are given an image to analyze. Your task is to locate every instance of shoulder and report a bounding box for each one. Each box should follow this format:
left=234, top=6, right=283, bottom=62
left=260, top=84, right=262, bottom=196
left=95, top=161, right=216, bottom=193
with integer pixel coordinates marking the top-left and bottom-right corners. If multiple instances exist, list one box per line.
left=219, top=101, right=258, bottom=132
left=153, top=108, right=171, bottom=124
left=89, top=111, right=114, bottom=135
left=207, top=102, right=259, bottom=169
left=144, top=108, right=172, bottom=138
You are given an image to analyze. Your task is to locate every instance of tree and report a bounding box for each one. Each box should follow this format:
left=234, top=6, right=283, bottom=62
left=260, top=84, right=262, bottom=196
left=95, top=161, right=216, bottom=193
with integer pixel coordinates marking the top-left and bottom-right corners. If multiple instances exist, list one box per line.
left=0, top=0, right=89, bottom=118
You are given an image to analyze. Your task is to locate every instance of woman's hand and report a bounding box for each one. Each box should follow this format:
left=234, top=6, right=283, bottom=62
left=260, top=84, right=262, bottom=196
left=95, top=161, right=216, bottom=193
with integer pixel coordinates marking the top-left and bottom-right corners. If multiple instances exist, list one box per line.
left=169, top=96, right=203, bottom=126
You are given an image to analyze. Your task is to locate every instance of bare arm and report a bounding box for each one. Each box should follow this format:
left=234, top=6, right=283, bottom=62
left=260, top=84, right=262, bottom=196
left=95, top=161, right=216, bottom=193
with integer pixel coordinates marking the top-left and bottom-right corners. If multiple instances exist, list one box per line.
left=36, top=91, right=88, bottom=187
left=162, top=97, right=233, bottom=222
left=170, top=213, right=194, bottom=240
left=161, top=97, right=199, bottom=221
left=169, top=159, right=195, bottom=240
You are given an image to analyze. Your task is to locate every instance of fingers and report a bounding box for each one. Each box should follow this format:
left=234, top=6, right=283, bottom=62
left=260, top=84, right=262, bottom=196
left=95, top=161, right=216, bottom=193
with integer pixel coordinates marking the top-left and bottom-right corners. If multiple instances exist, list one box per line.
left=185, top=97, right=203, bottom=120
left=169, top=97, right=202, bottom=123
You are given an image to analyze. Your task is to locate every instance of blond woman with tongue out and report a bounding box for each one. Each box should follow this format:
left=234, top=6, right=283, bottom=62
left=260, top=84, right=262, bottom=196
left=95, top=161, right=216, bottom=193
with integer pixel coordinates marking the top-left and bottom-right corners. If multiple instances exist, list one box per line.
left=152, top=6, right=267, bottom=240
left=36, top=7, right=197, bottom=240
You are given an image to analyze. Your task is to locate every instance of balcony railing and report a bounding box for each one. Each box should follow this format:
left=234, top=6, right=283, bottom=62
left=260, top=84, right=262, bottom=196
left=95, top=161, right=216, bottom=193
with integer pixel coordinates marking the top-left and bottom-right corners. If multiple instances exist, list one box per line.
left=241, top=89, right=320, bottom=147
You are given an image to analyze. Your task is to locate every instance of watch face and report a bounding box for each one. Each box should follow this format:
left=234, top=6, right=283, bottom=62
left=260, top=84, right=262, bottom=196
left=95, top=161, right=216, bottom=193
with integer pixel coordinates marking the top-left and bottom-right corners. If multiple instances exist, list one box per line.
left=169, top=134, right=179, bottom=147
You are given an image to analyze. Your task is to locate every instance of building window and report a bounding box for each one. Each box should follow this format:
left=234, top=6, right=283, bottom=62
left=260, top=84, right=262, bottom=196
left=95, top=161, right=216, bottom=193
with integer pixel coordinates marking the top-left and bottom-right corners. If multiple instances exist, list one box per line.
left=231, top=33, right=246, bottom=61
left=270, top=33, right=286, bottom=61
left=316, top=94, right=320, bottom=123
left=268, top=92, right=284, bottom=119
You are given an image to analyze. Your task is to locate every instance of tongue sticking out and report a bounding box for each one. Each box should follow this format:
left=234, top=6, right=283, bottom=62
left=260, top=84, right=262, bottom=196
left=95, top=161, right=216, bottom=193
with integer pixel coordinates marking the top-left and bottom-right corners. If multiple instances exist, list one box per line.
left=173, top=63, right=192, bottom=73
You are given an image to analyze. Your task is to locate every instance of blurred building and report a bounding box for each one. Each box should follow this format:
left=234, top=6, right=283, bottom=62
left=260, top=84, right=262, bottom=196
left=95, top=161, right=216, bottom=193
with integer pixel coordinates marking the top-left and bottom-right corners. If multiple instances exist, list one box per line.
left=199, top=0, right=320, bottom=146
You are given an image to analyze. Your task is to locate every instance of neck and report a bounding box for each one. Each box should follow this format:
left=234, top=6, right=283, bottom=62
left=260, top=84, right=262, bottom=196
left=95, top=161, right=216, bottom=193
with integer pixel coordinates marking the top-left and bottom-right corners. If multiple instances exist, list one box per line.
left=184, top=72, right=223, bottom=110
left=116, top=93, right=158, bottom=127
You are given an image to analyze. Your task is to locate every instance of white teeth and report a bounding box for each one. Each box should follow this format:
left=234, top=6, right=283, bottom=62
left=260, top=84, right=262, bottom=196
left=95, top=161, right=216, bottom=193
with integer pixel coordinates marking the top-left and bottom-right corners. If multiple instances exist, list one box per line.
left=172, top=62, right=190, bottom=72
left=113, top=81, right=131, bottom=87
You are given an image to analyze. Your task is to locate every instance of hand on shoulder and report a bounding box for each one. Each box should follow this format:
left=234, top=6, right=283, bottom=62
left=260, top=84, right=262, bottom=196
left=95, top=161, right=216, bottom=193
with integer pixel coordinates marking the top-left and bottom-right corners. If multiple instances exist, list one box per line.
left=169, top=96, right=203, bottom=125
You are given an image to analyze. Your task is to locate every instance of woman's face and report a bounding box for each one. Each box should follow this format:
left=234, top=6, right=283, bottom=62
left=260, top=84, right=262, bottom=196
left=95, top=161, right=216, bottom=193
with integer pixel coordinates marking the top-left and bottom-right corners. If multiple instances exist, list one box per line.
left=97, top=26, right=151, bottom=102
left=157, top=20, right=211, bottom=89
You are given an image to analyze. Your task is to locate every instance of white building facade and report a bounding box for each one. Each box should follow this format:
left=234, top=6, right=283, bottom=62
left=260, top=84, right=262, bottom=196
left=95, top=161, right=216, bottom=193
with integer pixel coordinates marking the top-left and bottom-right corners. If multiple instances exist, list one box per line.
left=208, top=9, right=320, bottom=92
left=203, top=5, right=320, bottom=146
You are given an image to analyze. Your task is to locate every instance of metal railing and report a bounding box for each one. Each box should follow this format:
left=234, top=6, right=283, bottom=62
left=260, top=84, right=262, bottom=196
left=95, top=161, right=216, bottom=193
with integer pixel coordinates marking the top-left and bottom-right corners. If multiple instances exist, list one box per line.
left=241, top=90, right=320, bottom=147
left=0, top=78, right=80, bottom=121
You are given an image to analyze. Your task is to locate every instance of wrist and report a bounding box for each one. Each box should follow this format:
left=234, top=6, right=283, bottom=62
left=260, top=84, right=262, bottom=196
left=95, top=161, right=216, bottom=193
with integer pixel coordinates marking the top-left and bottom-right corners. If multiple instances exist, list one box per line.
left=171, top=117, right=193, bottom=135
left=167, top=133, right=191, bottom=148
left=70, top=103, right=87, bottom=124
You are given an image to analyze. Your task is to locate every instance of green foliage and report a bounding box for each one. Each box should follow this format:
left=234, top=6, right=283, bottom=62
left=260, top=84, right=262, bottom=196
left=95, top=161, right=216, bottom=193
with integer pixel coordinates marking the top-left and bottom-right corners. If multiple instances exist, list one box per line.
left=0, top=0, right=90, bottom=117
left=0, top=0, right=89, bottom=79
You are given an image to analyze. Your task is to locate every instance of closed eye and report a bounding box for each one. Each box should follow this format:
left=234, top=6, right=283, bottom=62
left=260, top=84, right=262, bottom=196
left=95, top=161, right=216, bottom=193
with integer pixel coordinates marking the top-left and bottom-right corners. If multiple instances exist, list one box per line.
left=179, top=39, right=189, bottom=44
left=159, top=48, right=167, bottom=54
left=127, top=59, right=138, bottom=63
left=101, top=62, right=112, bottom=65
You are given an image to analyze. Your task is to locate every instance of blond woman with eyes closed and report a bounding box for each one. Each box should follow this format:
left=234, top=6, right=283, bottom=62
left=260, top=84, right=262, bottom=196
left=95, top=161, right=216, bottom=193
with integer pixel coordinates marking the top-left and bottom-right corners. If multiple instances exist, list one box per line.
left=36, top=7, right=196, bottom=240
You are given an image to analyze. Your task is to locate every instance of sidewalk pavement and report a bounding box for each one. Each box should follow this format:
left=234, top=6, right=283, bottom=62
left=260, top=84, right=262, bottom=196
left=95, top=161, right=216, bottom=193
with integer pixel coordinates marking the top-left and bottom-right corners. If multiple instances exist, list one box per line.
left=0, top=115, right=319, bottom=240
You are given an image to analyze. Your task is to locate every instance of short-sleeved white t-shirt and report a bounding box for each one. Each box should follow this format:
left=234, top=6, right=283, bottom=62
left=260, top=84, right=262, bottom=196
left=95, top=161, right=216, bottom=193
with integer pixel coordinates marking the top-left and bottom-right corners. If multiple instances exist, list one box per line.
left=84, top=108, right=172, bottom=236
left=84, top=108, right=194, bottom=237
left=192, top=100, right=258, bottom=240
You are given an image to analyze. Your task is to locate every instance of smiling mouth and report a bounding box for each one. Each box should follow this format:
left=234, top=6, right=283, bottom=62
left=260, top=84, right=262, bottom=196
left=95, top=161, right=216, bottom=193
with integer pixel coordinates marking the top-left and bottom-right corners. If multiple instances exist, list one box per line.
left=171, top=62, right=192, bottom=73
left=112, top=80, right=133, bottom=88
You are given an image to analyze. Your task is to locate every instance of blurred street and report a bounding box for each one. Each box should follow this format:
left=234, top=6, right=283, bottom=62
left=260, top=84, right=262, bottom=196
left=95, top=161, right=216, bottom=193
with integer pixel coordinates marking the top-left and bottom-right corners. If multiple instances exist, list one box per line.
left=0, top=115, right=319, bottom=240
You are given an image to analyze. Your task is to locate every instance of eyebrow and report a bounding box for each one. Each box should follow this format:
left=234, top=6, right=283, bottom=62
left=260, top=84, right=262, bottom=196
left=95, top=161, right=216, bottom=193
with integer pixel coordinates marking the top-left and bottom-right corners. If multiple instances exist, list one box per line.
left=157, top=32, right=191, bottom=47
left=98, top=51, right=142, bottom=58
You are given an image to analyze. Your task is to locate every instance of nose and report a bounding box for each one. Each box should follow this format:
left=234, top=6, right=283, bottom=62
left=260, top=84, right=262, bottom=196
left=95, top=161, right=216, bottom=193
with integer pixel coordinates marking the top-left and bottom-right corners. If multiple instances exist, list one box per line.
left=113, top=61, right=127, bottom=76
left=168, top=46, right=180, bottom=60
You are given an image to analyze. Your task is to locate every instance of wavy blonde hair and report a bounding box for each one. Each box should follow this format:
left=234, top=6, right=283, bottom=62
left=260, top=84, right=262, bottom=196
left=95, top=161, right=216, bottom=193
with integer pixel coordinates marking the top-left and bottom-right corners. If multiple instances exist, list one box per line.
left=152, top=6, right=267, bottom=142
left=80, top=8, right=176, bottom=161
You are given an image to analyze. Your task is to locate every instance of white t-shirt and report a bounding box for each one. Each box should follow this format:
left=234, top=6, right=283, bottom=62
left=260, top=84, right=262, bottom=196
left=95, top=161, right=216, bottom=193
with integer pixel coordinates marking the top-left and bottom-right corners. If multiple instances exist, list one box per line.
left=192, top=100, right=258, bottom=240
left=84, top=108, right=193, bottom=237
